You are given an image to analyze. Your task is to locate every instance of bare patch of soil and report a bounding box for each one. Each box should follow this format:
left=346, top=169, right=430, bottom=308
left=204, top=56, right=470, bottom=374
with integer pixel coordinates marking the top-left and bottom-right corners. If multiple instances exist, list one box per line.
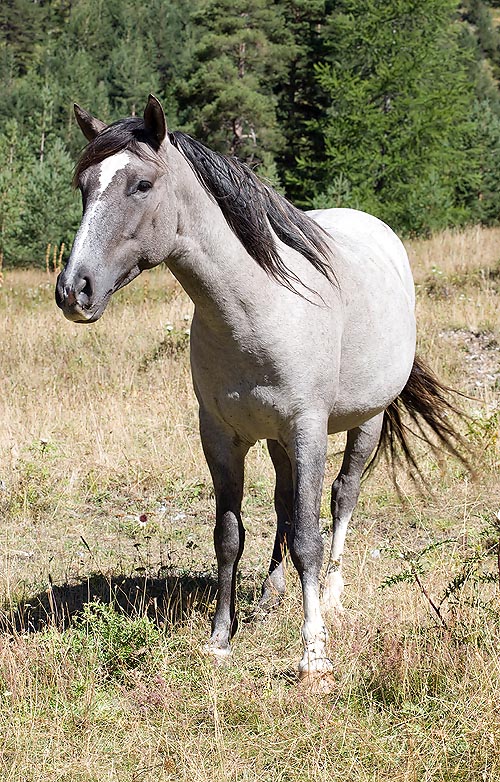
left=439, top=328, right=500, bottom=392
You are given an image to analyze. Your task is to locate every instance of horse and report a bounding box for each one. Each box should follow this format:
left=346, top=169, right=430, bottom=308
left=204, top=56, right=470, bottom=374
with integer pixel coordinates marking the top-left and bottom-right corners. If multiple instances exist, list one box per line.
left=56, top=95, right=466, bottom=682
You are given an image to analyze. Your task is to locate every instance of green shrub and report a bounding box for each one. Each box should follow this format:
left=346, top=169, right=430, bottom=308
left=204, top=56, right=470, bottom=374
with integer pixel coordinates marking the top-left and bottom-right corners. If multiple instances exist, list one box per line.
left=71, top=601, right=161, bottom=681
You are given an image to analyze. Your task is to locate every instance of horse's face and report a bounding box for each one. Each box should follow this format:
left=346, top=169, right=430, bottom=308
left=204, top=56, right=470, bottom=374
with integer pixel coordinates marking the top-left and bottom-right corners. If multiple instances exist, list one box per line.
left=56, top=96, right=173, bottom=323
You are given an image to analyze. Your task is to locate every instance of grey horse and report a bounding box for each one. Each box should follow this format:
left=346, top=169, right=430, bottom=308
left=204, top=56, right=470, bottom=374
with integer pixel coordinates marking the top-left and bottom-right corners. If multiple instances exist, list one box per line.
left=56, top=95, right=465, bottom=681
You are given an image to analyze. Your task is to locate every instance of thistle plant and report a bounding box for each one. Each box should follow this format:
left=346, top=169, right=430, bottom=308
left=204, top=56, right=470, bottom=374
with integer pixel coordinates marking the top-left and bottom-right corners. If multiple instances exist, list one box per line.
left=381, top=513, right=500, bottom=629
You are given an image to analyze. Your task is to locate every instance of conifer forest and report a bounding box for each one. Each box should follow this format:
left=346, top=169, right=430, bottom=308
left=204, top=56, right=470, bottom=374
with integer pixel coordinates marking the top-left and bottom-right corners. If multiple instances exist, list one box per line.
left=2, top=0, right=500, bottom=267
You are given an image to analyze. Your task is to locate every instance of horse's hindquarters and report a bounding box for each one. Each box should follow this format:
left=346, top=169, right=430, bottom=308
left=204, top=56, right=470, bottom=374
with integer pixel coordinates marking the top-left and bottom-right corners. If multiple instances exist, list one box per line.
left=312, top=209, right=416, bottom=428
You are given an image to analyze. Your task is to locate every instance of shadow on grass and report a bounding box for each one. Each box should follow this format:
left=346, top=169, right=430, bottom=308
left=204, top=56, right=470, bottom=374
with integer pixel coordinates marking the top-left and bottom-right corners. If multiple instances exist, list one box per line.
left=0, top=571, right=219, bottom=633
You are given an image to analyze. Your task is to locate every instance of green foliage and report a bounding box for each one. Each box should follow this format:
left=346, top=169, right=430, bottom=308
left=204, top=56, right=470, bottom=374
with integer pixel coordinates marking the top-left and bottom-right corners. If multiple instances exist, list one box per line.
left=381, top=519, right=500, bottom=627
left=0, top=0, right=48, bottom=76
left=2, top=0, right=500, bottom=263
left=381, top=539, right=456, bottom=591
left=464, top=0, right=500, bottom=60
left=302, top=0, right=481, bottom=233
left=138, top=323, right=190, bottom=372
left=467, top=407, right=499, bottom=452
left=71, top=601, right=161, bottom=681
left=467, top=99, right=500, bottom=223
left=0, top=122, right=80, bottom=266
left=0, top=120, right=28, bottom=263
left=178, top=0, right=292, bottom=168
left=274, top=0, right=328, bottom=204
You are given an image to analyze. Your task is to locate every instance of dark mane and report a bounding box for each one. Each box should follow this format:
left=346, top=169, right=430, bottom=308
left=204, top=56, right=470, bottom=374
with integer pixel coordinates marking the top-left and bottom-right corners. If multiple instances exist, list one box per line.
left=74, top=117, right=335, bottom=291
left=169, top=132, right=335, bottom=290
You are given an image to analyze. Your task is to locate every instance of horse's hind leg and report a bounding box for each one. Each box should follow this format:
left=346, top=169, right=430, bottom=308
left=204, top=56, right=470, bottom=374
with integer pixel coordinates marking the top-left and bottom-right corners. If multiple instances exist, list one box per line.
left=285, top=414, right=333, bottom=678
left=199, top=411, right=249, bottom=658
left=259, top=439, right=293, bottom=610
left=322, top=413, right=383, bottom=616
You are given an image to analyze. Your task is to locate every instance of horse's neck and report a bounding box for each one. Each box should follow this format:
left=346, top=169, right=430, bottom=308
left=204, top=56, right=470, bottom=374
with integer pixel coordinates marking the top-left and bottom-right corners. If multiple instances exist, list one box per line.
left=167, top=156, right=270, bottom=327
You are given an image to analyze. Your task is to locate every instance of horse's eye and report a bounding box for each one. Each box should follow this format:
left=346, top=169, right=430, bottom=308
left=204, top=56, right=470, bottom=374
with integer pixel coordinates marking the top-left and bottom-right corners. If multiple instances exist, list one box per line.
left=137, top=180, right=152, bottom=193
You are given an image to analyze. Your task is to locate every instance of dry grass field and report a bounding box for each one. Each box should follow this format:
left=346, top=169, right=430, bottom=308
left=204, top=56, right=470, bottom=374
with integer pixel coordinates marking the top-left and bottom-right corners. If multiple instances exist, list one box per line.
left=0, top=225, right=498, bottom=781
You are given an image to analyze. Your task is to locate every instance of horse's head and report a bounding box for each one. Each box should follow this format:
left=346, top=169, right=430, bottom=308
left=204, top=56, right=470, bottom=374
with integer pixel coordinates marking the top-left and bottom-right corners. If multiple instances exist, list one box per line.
left=56, top=95, right=175, bottom=323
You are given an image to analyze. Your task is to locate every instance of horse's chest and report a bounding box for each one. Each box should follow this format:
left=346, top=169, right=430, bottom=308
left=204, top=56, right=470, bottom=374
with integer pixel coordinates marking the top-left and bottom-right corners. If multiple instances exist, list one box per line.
left=189, top=310, right=336, bottom=441
left=193, top=362, right=286, bottom=443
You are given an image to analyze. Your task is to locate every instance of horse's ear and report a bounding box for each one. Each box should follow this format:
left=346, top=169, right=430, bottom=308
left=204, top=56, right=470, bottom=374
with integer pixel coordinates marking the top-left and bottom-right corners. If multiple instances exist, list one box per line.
left=74, top=104, right=107, bottom=141
left=143, top=94, right=168, bottom=147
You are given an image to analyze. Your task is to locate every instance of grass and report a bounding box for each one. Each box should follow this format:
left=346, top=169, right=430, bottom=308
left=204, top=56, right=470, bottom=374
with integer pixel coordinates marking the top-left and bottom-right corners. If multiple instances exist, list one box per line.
left=0, top=225, right=498, bottom=780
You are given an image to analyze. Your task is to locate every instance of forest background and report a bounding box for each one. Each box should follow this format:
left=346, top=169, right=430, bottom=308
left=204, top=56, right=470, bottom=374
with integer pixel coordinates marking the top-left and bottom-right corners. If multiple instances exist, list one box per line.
left=2, top=0, right=500, bottom=267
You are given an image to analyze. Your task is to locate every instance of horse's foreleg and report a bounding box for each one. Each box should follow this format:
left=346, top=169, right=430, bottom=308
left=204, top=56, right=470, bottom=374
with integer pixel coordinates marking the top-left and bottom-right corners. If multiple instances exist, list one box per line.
left=259, top=439, right=293, bottom=609
left=322, top=413, right=384, bottom=616
left=199, top=413, right=249, bottom=658
left=286, top=416, right=332, bottom=679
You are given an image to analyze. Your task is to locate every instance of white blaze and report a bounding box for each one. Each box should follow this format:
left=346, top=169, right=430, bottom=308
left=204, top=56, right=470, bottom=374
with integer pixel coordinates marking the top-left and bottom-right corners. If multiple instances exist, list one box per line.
left=71, top=152, right=131, bottom=257
left=97, top=152, right=131, bottom=195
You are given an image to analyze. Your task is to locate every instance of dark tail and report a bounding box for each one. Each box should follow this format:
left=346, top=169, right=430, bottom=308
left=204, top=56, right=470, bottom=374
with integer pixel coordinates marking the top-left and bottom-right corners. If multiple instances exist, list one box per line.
left=369, top=356, right=472, bottom=483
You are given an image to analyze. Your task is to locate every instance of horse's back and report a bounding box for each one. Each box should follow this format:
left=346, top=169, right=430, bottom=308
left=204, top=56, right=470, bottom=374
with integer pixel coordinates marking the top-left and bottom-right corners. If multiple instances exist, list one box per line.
left=307, top=207, right=415, bottom=307
left=192, top=205, right=417, bottom=441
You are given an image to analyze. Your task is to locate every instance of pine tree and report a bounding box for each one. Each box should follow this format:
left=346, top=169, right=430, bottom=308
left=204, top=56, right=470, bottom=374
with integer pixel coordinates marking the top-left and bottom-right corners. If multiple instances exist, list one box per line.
left=109, top=36, right=160, bottom=118
left=299, top=0, right=481, bottom=233
left=178, top=0, right=292, bottom=171
left=0, top=119, right=29, bottom=265
left=22, top=137, right=80, bottom=266
left=0, top=0, right=47, bottom=76
left=274, top=0, right=328, bottom=205
left=463, top=0, right=500, bottom=60
left=0, top=119, right=79, bottom=267
left=2, top=0, right=500, bottom=261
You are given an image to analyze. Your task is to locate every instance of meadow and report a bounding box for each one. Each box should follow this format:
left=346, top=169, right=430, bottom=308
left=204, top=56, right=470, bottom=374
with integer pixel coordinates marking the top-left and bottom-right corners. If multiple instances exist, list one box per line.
left=0, top=225, right=498, bottom=781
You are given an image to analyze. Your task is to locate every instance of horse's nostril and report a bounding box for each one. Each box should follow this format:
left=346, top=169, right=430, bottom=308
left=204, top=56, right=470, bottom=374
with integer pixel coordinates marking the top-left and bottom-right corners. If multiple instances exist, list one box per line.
left=75, top=274, right=94, bottom=306
left=82, top=276, right=93, bottom=299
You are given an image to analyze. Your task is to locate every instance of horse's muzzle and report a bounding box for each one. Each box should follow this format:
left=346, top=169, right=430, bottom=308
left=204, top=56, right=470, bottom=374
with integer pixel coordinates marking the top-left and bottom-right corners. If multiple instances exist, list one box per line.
left=55, top=269, right=95, bottom=322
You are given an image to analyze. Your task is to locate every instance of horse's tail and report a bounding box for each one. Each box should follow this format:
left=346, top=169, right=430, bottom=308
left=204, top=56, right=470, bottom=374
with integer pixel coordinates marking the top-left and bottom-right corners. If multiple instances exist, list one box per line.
left=369, top=355, right=472, bottom=483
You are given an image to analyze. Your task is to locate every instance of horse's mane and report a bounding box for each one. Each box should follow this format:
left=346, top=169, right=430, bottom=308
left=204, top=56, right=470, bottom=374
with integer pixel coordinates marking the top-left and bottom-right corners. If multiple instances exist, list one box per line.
left=74, top=117, right=335, bottom=291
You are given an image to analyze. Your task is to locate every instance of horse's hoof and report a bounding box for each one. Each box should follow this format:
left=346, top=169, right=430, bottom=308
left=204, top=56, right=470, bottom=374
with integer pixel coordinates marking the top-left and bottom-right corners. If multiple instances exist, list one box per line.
left=321, top=599, right=345, bottom=627
left=298, top=655, right=334, bottom=674
left=321, top=571, right=345, bottom=619
left=298, top=669, right=337, bottom=694
left=201, top=643, right=232, bottom=664
left=259, top=577, right=285, bottom=610
left=321, top=594, right=345, bottom=612
left=257, top=592, right=283, bottom=616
